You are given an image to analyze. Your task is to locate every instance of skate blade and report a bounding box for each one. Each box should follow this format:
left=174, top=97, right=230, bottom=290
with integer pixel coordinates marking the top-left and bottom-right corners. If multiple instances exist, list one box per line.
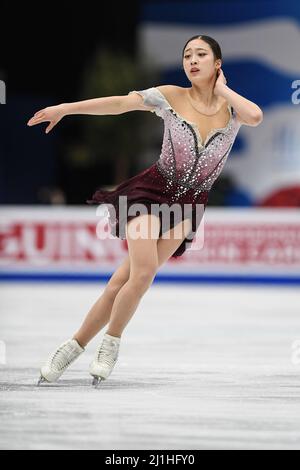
left=92, top=376, right=104, bottom=388
left=37, top=376, right=47, bottom=386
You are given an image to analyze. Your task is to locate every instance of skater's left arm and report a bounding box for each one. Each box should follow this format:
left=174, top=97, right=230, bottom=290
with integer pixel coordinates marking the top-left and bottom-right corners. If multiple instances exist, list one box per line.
left=214, top=69, right=263, bottom=127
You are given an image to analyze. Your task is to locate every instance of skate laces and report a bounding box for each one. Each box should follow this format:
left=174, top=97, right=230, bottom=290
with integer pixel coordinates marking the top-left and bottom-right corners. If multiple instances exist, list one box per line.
left=96, top=338, right=119, bottom=367
left=47, top=341, right=81, bottom=372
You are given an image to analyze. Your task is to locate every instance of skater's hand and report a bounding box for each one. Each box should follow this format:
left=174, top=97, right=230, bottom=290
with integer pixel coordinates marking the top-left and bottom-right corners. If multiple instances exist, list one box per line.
left=27, top=104, right=67, bottom=134
left=214, top=68, right=227, bottom=96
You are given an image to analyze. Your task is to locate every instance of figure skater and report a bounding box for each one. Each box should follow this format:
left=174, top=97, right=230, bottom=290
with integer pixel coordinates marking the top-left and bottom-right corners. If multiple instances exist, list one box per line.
left=27, top=35, right=263, bottom=387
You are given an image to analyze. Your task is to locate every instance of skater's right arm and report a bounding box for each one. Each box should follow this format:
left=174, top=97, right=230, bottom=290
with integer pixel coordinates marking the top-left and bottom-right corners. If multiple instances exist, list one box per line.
left=26, top=90, right=162, bottom=134
left=27, top=95, right=123, bottom=134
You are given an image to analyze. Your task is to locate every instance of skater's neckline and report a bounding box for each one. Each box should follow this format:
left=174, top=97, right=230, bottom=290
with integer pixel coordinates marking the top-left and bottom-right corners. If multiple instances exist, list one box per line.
left=154, top=87, right=233, bottom=149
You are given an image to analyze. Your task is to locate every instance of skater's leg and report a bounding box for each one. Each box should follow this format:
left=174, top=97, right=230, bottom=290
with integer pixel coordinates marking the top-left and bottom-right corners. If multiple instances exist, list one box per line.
left=73, top=256, right=131, bottom=347
left=39, top=258, right=131, bottom=384
left=88, top=215, right=194, bottom=385
left=156, top=217, right=193, bottom=267
left=73, top=216, right=192, bottom=346
left=105, top=214, right=161, bottom=337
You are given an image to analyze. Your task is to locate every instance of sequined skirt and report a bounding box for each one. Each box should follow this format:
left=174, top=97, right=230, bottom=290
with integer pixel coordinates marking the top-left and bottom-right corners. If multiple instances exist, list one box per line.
left=86, top=161, right=209, bottom=257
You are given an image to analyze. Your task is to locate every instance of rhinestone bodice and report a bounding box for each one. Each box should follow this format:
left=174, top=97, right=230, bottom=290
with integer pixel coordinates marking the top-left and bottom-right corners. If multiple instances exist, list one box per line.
left=128, top=87, right=242, bottom=203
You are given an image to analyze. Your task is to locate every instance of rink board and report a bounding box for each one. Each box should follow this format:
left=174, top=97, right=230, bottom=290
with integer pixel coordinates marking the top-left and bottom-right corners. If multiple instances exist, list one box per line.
left=0, top=206, right=300, bottom=284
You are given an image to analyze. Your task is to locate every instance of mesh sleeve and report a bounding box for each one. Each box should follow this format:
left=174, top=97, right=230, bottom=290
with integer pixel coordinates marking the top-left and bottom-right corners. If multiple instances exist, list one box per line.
left=128, top=87, right=164, bottom=118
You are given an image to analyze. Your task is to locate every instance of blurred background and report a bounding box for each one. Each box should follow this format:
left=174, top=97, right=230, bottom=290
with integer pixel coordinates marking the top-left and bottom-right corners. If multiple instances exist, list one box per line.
left=1, top=0, right=300, bottom=282
left=1, top=0, right=300, bottom=207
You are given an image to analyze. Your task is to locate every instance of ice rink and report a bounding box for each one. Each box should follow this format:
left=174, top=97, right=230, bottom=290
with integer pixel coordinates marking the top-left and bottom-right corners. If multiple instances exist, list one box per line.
left=1, top=281, right=300, bottom=450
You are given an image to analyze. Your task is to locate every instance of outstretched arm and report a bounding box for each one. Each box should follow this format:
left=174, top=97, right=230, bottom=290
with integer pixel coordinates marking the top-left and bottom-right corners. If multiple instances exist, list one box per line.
left=27, top=93, right=155, bottom=134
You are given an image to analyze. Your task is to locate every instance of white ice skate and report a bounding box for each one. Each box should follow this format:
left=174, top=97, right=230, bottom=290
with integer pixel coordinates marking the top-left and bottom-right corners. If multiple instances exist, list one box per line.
left=89, top=333, right=121, bottom=387
left=37, top=338, right=85, bottom=385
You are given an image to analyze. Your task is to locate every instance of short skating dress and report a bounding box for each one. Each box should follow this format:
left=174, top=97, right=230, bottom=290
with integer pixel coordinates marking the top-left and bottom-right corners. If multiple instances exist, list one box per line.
left=86, top=87, right=242, bottom=257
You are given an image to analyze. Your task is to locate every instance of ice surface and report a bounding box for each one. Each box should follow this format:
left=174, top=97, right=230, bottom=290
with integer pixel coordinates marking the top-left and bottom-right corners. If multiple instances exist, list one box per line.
left=1, top=282, right=300, bottom=450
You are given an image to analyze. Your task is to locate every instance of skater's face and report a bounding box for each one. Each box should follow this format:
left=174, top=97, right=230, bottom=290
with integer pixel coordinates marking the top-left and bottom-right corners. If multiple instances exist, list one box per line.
left=182, top=38, right=221, bottom=84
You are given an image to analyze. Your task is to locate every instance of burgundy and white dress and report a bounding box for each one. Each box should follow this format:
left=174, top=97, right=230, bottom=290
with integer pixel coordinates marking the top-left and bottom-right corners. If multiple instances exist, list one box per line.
left=86, top=87, right=242, bottom=257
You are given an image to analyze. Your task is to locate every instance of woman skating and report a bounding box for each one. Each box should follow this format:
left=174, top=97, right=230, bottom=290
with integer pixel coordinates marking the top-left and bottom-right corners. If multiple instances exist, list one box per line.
left=27, top=35, right=263, bottom=387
